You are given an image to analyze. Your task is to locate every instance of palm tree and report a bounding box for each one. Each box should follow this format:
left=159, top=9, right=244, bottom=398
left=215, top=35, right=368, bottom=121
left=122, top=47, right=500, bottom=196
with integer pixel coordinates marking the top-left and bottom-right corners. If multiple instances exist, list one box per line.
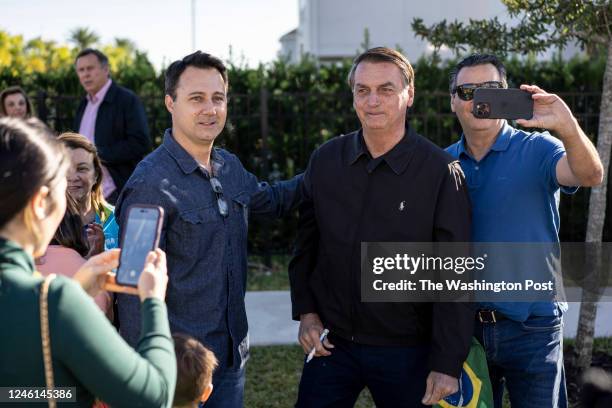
left=114, top=38, right=136, bottom=54
left=68, top=27, right=100, bottom=50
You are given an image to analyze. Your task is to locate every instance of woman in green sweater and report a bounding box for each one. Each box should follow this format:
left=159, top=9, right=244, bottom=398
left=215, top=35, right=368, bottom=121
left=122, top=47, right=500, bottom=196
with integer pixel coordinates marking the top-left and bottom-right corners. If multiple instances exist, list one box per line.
left=0, top=117, right=176, bottom=407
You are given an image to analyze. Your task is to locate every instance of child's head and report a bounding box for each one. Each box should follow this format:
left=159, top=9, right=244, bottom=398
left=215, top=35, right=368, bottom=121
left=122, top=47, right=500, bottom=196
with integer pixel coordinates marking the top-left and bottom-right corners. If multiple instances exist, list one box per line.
left=173, top=333, right=218, bottom=407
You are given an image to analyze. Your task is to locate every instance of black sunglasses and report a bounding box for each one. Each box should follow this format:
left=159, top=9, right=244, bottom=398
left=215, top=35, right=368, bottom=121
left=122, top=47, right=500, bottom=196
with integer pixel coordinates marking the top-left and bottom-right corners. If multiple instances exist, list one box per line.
left=209, top=176, right=229, bottom=218
left=452, top=81, right=504, bottom=101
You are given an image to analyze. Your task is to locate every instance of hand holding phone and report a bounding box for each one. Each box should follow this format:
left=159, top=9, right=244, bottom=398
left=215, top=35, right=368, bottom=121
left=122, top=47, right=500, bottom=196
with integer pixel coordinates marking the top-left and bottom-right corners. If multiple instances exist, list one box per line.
left=111, top=205, right=164, bottom=293
left=103, top=272, right=139, bottom=296
left=514, top=84, right=577, bottom=134
left=74, top=249, right=120, bottom=297
left=472, top=88, right=533, bottom=120
left=136, top=248, right=168, bottom=302
left=103, top=249, right=168, bottom=300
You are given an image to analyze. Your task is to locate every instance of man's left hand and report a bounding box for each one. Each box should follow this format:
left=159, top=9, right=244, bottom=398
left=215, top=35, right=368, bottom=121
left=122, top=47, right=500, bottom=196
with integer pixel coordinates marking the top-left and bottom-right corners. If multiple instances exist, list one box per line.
left=421, top=370, right=458, bottom=405
left=515, top=84, right=575, bottom=136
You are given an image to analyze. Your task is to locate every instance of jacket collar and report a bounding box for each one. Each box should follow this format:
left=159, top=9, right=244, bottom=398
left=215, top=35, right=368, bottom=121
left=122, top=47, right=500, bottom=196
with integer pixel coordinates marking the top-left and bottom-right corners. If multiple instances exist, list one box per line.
left=346, top=123, right=419, bottom=175
left=162, top=129, right=225, bottom=175
left=101, top=80, right=117, bottom=104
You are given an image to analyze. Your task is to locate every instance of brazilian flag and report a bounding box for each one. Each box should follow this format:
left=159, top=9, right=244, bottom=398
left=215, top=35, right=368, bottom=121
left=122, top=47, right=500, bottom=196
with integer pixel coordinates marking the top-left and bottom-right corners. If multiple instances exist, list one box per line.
left=436, top=337, right=493, bottom=408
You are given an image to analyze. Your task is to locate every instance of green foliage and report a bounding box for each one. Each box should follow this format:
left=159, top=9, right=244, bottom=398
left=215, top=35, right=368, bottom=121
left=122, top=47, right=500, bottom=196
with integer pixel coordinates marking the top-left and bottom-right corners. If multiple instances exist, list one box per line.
left=247, top=255, right=291, bottom=291
left=0, top=29, right=168, bottom=138
left=0, top=29, right=159, bottom=94
left=412, top=0, right=612, bottom=57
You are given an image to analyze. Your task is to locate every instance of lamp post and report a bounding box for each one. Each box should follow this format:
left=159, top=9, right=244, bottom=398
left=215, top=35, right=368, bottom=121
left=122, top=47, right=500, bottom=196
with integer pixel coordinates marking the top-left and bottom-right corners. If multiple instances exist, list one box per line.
left=191, top=0, right=196, bottom=51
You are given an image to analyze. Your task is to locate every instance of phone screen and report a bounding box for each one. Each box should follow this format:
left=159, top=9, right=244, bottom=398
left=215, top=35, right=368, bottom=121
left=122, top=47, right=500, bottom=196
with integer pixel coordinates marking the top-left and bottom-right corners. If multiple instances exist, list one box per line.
left=116, top=206, right=162, bottom=287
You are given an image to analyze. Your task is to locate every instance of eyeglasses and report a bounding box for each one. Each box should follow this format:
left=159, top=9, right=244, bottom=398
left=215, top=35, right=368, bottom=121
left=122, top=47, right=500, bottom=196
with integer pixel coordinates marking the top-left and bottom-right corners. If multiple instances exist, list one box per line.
left=209, top=176, right=229, bottom=218
left=452, top=81, right=505, bottom=101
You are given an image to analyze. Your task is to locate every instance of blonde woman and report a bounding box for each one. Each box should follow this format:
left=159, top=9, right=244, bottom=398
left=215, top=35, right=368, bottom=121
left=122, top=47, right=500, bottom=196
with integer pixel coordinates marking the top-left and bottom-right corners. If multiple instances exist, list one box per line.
left=58, top=132, right=120, bottom=252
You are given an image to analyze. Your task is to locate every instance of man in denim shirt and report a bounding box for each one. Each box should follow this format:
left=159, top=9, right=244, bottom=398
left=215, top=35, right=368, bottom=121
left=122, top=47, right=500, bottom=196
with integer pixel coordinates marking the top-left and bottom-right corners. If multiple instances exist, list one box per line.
left=115, top=51, right=301, bottom=408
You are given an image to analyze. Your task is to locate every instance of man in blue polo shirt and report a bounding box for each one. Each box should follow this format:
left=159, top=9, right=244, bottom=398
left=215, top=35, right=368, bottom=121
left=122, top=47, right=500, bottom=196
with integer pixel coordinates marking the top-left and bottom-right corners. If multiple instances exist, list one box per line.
left=446, top=54, right=603, bottom=408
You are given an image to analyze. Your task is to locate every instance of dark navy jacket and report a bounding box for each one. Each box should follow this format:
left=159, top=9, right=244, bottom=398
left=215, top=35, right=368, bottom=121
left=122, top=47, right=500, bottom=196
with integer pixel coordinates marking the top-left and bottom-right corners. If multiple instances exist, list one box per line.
left=74, top=82, right=151, bottom=192
left=115, top=129, right=301, bottom=371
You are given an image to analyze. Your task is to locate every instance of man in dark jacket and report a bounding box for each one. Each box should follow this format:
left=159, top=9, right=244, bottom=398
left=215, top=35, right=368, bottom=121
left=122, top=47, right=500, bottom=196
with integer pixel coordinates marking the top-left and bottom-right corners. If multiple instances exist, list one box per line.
left=289, top=47, right=474, bottom=407
left=74, top=48, right=151, bottom=203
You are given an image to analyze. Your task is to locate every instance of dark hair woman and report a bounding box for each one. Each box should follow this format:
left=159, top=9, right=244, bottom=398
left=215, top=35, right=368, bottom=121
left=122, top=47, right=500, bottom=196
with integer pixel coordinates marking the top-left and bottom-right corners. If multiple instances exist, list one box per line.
left=0, top=86, right=34, bottom=119
left=0, top=117, right=175, bottom=407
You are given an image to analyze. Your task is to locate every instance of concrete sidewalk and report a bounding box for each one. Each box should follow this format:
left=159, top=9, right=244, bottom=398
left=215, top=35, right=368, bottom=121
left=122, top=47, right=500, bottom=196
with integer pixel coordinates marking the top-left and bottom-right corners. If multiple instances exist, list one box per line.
left=245, top=290, right=612, bottom=346
left=246, top=291, right=300, bottom=346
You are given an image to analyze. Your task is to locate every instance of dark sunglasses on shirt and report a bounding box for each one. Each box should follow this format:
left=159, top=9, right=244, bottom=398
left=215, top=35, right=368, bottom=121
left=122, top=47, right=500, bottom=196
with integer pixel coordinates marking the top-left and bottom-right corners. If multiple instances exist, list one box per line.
left=452, top=81, right=505, bottom=101
left=209, top=176, right=229, bottom=218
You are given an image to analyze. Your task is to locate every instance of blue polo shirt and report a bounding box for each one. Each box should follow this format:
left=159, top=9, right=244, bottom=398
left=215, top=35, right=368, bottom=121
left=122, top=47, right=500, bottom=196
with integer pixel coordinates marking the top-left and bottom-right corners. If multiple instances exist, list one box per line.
left=446, top=122, right=576, bottom=321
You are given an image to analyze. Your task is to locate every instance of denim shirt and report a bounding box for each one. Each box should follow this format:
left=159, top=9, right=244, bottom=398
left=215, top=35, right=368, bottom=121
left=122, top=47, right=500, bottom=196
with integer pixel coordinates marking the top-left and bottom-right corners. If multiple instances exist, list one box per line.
left=115, top=129, right=301, bottom=371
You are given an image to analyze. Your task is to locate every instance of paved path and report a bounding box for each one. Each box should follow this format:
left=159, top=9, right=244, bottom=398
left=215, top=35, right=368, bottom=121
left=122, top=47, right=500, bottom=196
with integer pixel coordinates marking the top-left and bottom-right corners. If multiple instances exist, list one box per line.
left=245, top=291, right=612, bottom=346
left=246, top=291, right=300, bottom=346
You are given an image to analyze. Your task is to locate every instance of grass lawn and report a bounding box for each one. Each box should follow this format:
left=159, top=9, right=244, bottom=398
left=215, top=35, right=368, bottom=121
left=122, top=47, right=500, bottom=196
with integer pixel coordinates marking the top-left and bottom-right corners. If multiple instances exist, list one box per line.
left=245, top=339, right=612, bottom=408
left=245, top=345, right=374, bottom=407
left=564, top=336, right=612, bottom=354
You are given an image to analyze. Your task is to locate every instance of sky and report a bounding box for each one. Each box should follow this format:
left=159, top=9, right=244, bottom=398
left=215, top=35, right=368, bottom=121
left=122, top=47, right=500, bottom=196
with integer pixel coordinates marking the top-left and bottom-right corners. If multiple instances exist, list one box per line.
left=1, top=0, right=298, bottom=69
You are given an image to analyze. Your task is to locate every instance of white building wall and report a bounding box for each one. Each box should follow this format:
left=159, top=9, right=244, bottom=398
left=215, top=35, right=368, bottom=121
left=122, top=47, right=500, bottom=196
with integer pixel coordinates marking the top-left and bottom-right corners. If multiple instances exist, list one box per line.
left=285, top=0, right=580, bottom=63
left=279, top=30, right=299, bottom=63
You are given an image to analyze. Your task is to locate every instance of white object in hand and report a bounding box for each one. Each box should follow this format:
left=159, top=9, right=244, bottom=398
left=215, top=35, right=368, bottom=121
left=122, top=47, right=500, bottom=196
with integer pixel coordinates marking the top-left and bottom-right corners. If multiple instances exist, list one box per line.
left=306, top=328, right=329, bottom=363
